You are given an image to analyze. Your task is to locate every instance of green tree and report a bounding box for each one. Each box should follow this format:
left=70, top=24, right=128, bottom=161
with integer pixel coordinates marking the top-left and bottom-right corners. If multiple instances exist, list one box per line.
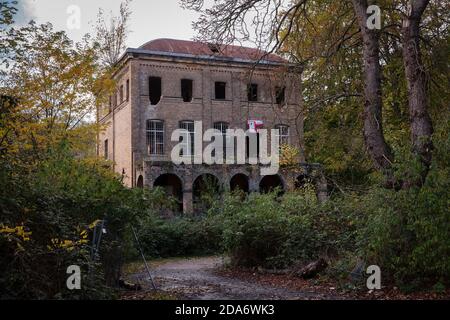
left=0, top=22, right=113, bottom=160
left=183, top=0, right=449, bottom=188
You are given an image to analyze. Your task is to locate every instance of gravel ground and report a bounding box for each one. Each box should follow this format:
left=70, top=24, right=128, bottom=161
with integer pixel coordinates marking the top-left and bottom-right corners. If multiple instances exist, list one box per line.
left=125, top=256, right=341, bottom=300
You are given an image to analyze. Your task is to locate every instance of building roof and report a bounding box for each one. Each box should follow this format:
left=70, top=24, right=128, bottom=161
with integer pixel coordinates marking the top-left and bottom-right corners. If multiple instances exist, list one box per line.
left=137, top=38, right=287, bottom=64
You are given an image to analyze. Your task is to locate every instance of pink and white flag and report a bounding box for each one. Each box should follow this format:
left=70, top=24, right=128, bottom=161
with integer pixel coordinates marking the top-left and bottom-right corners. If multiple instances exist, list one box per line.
left=247, top=120, right=264, bottom=133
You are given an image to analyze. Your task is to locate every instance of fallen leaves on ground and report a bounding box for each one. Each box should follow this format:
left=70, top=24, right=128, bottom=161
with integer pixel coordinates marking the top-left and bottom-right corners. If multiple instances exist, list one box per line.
left=215, top=267, right=450, bottom=300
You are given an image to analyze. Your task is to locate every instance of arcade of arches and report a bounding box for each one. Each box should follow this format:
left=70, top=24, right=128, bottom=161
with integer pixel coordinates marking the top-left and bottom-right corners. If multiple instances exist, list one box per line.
left=140, top=165, right=328, bottom=214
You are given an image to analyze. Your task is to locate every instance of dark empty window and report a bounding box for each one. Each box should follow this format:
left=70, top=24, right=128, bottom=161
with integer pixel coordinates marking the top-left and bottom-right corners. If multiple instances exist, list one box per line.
left=104, top=139, right=108, bottom=159
left=215, top=82, right=226, bottom=100
left=149, top=77, right=162, bottom=105
left=248, top=83, right=258, bottom=102
left=126, top=79, right=130, bottom=101
left=181, top=79, right=193, bottom=102
left=275, top=86, right=286, bottom=105
left=119, top=85, right=124, bottom=103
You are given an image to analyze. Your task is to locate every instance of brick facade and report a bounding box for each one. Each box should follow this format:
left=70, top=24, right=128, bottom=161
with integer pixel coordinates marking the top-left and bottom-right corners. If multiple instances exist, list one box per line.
left=98, top=39, right=327, bottom=213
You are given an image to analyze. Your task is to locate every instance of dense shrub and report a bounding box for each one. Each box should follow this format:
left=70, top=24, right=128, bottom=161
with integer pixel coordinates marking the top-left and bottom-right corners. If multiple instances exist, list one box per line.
left=0, top=143, right=167, bottom=299
left=210, top=153, right=449, bottom=290
left=3, top=138, right=446, bottom=298
left=135, top=213, right=223, bottom=258
left=133, top=153, right=449, bottom=291
left=219, top=191, right=294, bottom=268
left=282, top=190, right=361, bottom=261
left=211, top=186, right=359, bottom=269
left=355, top=130, right=450, bottom=289
left=358, top=173, right=449, bottom=288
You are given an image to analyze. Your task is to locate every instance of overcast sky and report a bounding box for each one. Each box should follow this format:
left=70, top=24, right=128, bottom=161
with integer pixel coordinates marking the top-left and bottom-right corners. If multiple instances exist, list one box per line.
left=13, top=0, right=208, bottom=48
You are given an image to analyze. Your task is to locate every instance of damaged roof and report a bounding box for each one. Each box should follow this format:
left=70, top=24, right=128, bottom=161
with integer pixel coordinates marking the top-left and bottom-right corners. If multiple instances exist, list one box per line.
left=131, top=38, right=288, bottom=65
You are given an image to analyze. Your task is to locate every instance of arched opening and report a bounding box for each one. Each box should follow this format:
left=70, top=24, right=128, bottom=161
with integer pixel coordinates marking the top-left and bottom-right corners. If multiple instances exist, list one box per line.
left=193, top=174, right=221, bottom=213
left=154, top=173, right=183, bottom=213
left=259, top=175, right=284, bottom=195
left=136, top=175, right=144, bottom=189
left=230, top=174, right=249, bottom=194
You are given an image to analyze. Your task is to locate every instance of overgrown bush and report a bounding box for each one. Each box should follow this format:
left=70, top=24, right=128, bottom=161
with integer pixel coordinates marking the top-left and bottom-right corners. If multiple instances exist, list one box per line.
left=135, top=151, right=449, bottom=291
left=135, top=213, right=223, bottom=258
left=0, top=142, right=167, bottom=299
left=355, top=127, right=450, bottom=289
left=211, top=186, right=359, bottom=269
left=358, top=174, right=449, bottom=288
left=210, top=149, right=449, bottom=291
left=218, top=191, right=293, bottom=268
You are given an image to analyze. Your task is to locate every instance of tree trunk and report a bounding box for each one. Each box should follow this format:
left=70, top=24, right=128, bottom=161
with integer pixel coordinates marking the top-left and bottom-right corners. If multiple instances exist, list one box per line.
left=352, top=0, right=394, bottom=175
left=402, top=0, right=433, bottom=184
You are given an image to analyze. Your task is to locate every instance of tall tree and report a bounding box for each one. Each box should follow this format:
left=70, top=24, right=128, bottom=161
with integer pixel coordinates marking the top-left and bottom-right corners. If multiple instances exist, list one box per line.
left=351, top=0, right=393, bottom=175
left=281, top=1, right=372, bottom=186
left=183, top=0, right=395, bottom=179
left=95, top=0, right=132, bottom=69
left=402, top=0, right=433, bottom=182
left=93, top=0, right=133, bottom=157
left=183, top=0, right=445, bottom=188
left=0, top=22, right=110, bottom=159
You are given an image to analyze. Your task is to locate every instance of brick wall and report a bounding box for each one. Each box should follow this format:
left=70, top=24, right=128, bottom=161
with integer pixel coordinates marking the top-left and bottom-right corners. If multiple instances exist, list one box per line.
left=100, top=52, right=306, bottom=192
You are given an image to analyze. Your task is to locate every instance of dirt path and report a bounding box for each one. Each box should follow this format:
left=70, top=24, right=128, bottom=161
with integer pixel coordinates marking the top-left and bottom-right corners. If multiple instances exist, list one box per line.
left=126, top=256, right=340, bottom=300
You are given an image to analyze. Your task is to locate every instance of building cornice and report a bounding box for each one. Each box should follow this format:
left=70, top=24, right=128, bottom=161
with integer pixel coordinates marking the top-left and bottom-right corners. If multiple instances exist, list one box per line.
left=115, top=48, right=303, bottom=73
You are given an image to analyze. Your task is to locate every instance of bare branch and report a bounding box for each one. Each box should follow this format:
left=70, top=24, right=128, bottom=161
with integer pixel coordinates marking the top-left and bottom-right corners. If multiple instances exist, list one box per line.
left=95, top=0, right=132, bottom=68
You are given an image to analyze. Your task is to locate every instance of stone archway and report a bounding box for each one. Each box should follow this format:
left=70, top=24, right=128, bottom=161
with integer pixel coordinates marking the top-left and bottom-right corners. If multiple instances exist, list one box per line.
left=259, top=174, right=284, bottom=195
left=154, top=173, right=183, bottom=213
left=136, top=175, right=144, bottom=188
left=193, top=173, right=221, bottom=213
left=230, top=173, right=249, bottom=194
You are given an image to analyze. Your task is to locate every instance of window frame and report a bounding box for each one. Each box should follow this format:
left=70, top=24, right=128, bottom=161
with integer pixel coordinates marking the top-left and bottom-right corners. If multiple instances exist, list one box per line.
left=214, top=81, right=226, bottom=100
left=119, top=85, right=124, bottom=103
left=213, top=121, right=229, bottom=158
left=146, top=119, right=165, bottom=155
left=179, top=120, right=195, bottom=156
left=126, top=79, right=130, bottom=101
left=247, top=83, right=258, bottom=102
left=181, top=78, right=193, bottom=102
left=275, top=86, right=286, bottom=105
left=149, top=76, right=162, bottom=105
left=104, top=139, right=109, bottom=159
left=275, top=124, right=290, bottom=146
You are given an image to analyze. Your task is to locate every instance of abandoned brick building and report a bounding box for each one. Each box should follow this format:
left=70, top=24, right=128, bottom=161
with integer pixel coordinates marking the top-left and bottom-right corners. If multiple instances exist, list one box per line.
left=98, top=38, right=327, bottom=213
